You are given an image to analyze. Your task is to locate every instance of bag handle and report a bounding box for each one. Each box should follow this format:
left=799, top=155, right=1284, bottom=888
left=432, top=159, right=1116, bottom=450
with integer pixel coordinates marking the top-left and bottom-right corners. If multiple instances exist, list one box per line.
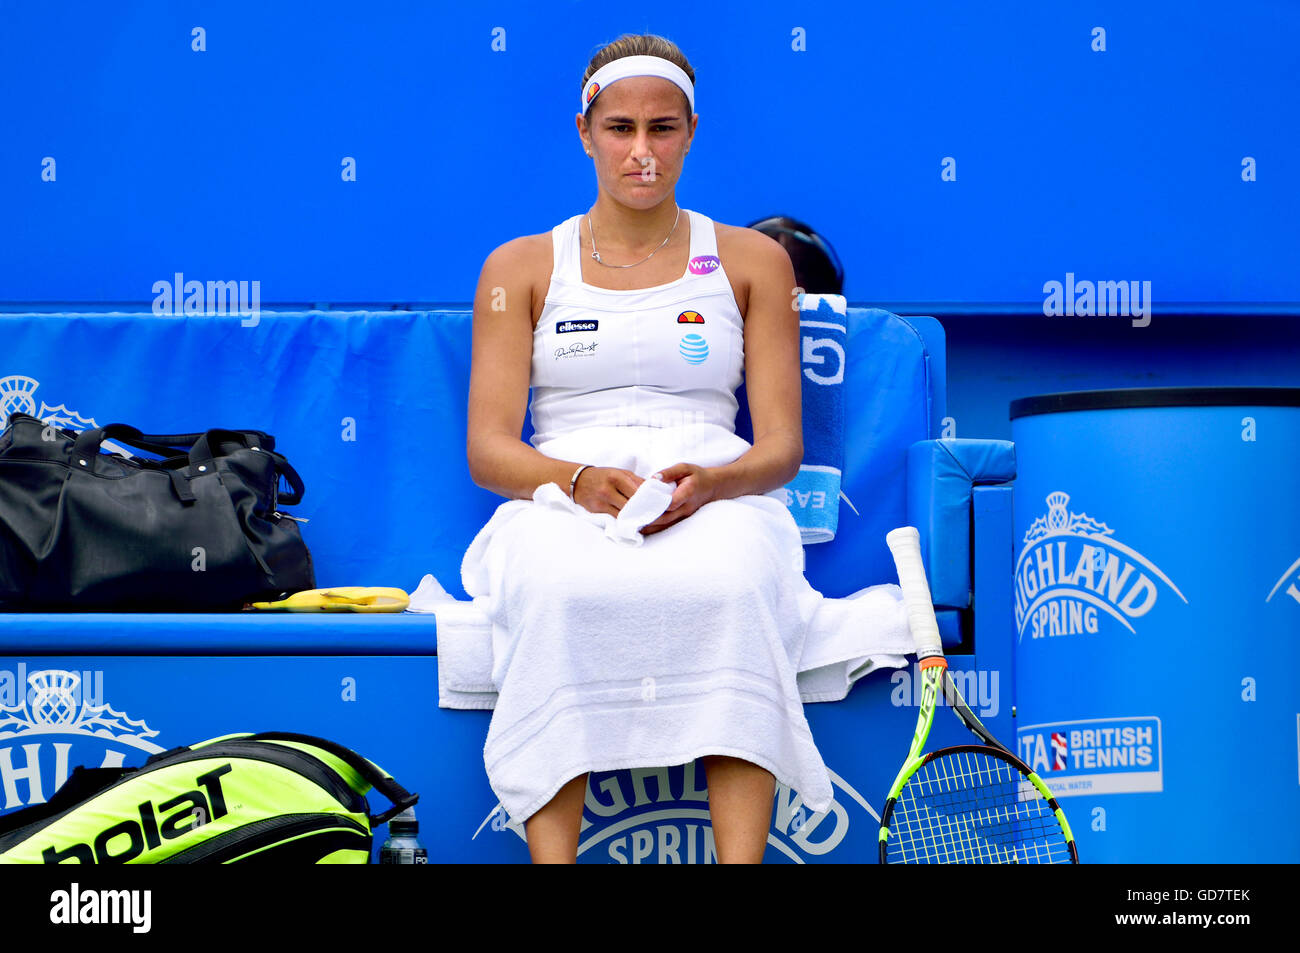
left=265, top=449, right=306, bottom=506
left=67, top=426, right=204, bottom=503
left=152, top=428, right=276, bottom=452
left=245, top=732, right=419, bottom=827
left=65, top=424, right=302, bottom=507
left=187, top=431, right=305, bottom=506
left=69, top=423, right=277, bottom=465
left=186, top=428, right=251, bottom=471
left=71, top=423, right=199, bottom=465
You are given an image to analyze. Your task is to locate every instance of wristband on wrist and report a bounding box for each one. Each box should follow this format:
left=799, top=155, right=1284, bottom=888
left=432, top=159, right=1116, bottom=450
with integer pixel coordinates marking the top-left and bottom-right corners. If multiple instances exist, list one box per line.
left=569, top=464, right=592, bottom=501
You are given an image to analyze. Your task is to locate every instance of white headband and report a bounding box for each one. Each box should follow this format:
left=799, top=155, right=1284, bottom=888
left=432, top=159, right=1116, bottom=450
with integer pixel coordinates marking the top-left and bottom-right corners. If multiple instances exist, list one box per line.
left=581, top=54, right=695, bottom=118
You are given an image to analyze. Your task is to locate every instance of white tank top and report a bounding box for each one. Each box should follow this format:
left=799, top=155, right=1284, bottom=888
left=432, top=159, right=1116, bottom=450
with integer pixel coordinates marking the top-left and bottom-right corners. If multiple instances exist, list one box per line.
left=528, top=209, right=745, bottom=448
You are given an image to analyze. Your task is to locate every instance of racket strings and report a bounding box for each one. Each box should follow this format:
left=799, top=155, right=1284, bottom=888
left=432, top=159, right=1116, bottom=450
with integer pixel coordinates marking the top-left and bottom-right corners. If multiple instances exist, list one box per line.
left=886, top=749, right=1072, bottom=864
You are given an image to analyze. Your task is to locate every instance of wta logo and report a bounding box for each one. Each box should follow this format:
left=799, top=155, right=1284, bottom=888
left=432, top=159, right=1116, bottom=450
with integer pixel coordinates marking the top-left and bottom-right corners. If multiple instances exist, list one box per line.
left=688, top=255, right=720, bottom=275
left=1015, top=491, right=1187, bottom=641
left=1019, top=716, right=1163, bottom=797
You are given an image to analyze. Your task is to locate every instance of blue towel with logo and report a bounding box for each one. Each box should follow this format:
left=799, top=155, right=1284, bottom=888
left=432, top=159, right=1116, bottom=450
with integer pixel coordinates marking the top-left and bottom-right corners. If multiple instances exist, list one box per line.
left=786, top=294, right=848, bottom=543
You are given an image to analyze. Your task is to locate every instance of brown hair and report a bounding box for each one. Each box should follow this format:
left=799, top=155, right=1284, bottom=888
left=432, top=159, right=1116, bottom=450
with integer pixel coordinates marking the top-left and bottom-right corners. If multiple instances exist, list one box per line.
left=581, top=34, right=695, bottom=120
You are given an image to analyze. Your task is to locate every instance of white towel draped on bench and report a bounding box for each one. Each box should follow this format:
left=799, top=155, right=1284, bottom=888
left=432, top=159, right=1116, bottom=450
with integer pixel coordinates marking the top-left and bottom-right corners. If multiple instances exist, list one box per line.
left=418, top=423, right=913, bottom=825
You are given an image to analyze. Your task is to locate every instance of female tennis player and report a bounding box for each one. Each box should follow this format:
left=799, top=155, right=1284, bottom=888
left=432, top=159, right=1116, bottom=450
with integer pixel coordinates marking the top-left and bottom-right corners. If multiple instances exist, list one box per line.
left=465, top=33, right=903, bottom=864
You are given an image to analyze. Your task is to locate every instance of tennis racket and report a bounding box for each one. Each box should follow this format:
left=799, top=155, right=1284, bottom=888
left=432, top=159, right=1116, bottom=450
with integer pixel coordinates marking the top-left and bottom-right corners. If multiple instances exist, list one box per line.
left=879, top=526, right=1078, bottom=864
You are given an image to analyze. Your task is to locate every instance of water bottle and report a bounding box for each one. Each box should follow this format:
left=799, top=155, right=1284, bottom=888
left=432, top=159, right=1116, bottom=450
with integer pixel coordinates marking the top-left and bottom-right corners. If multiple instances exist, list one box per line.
left=379, top=808, right=427, bottom=864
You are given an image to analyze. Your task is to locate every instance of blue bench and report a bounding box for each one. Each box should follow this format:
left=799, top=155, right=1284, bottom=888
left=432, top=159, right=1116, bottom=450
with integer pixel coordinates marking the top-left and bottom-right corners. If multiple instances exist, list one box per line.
left=0, top=307, right=1014, bottom=862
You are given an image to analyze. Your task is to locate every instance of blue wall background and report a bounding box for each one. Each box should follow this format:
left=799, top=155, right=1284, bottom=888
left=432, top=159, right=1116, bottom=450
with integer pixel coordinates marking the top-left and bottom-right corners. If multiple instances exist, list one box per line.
left=947, top=313, right=1300, bottom=440
left=2, top=0, right=1297, bottom=435
left=2, top=0, right=1297, bottom=312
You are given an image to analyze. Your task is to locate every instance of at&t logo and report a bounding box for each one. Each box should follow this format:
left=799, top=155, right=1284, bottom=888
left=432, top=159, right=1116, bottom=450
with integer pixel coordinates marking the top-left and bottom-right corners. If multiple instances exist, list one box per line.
left=679, top=333, right=708, bottom=365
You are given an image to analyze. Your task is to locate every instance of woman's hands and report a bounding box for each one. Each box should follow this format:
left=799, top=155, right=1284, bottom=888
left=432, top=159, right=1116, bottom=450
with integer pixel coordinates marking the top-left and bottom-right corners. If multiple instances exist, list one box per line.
left=570, top=462, right=717, bottom=536
left=639, top=462, right=717, bottom=536
left=571, top=466, right=644, bottom=518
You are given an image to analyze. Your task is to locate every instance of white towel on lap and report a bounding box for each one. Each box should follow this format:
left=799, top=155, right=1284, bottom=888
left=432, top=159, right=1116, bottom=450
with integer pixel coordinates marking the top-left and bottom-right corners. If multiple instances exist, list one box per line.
left=518, top=474, right=678, bottom=547
left=421, top=424, right=914, bottom=825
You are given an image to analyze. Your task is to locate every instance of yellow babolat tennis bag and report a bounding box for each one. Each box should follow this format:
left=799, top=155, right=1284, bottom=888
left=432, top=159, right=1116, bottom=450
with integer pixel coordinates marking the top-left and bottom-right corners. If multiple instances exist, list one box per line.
left=0, top=732, right=418, bottom=864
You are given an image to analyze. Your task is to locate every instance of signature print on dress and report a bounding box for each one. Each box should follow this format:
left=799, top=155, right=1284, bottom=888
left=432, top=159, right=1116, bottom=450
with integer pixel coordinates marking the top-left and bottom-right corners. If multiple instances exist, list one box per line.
left=555, top=341, right=598, bottom=360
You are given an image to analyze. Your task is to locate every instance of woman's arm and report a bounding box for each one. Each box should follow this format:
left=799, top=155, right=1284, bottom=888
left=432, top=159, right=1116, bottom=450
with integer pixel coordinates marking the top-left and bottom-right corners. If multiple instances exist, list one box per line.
left=713, top=230, right=804, bottom=495
left=466, top=237, right=583, bottom=500
left=467, top=237, right=645, bottom=510
left=642, top=232, right=803, bottom=533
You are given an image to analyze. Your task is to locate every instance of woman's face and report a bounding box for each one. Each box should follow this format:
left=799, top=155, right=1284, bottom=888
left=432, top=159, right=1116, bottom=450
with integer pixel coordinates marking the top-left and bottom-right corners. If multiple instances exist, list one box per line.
left=579, top=76, right=698, bottom=208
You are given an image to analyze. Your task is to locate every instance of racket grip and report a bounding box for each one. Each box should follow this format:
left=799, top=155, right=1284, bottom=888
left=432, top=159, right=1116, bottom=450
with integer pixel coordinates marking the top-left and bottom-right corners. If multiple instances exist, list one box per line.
left=885, top=526, right=945, bottom=661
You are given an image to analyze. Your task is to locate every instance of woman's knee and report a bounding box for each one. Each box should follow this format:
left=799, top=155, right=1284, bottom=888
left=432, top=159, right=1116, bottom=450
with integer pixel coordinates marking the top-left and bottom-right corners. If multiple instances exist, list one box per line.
left=699, top=755, right=771, bottom=778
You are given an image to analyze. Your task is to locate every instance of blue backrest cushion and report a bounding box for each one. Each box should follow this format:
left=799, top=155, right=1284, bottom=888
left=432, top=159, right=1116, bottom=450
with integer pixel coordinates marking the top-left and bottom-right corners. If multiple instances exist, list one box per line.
left=0, top=308, right=940, bottom=598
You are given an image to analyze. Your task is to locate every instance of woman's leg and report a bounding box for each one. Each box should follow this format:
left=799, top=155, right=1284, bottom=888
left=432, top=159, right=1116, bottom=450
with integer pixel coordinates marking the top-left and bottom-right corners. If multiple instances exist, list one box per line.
left=700, top=755, right=775, bottom=864
left=523, top=771, right=589, bottom=863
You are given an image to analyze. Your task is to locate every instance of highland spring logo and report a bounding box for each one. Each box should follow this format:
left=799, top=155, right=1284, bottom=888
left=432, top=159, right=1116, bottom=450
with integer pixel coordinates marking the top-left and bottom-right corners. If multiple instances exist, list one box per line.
left=0, top=667, right=164, bottom=812
left=0, top=376, right=133, bottom=456
left=472, top=762, right=877, bottom=863
left=1266, top=555, right=1300, bottom=607
left=1016, top=492, right=1188, bottom=641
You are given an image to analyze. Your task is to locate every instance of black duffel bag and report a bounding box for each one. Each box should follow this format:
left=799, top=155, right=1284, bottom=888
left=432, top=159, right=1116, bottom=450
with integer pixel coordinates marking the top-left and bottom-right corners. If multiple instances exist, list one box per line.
left=0, top=413, right=315, bottom=610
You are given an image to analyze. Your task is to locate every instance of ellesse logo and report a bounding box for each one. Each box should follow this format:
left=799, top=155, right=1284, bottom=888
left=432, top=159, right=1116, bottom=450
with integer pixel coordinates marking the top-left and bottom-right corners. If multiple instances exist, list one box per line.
left=556, top=320, right=599, bottom=334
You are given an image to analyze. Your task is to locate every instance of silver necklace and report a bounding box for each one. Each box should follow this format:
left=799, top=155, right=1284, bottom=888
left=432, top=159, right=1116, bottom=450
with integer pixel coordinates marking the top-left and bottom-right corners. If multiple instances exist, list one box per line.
left=588, top=205, right=681, bottom=268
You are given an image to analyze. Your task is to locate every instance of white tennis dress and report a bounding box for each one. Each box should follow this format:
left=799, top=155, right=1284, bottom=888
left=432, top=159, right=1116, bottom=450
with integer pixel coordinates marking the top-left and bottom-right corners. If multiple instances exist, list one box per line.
left=460, top=209, right=911, bottom=825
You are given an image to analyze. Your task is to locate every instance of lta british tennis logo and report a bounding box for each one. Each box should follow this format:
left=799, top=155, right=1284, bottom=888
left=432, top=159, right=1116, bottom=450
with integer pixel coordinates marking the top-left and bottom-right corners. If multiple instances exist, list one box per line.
left=0, top=666, right=165, bottom=813
left=471, top=762, right=876, bottom=863
left=1051, top=732, right=1068, bottom=771
left=1019, top=716, right=1163, bottom=797
left=1015, top=491, right=1188, bottom=641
